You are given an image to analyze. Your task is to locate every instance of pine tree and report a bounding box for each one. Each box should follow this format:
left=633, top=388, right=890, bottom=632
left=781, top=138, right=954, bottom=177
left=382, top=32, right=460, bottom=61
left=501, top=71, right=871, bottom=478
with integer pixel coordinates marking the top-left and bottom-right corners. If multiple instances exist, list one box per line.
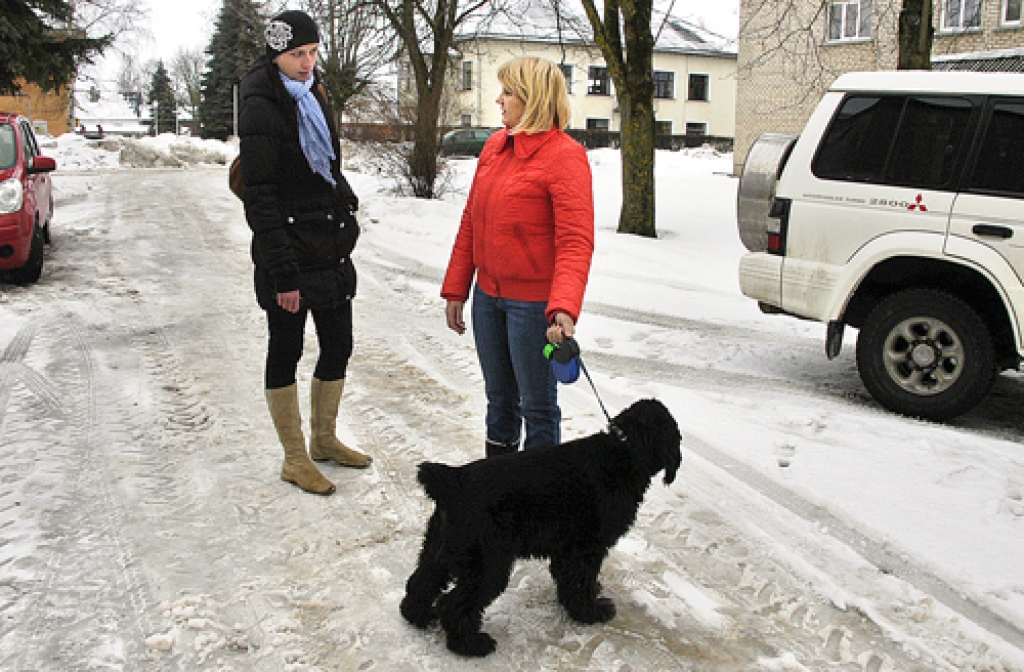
left=0, top=0, right=112, bottom=94
left=148, top=61, right=178, bottom=135
left=198, top=0, right=266, bottom=140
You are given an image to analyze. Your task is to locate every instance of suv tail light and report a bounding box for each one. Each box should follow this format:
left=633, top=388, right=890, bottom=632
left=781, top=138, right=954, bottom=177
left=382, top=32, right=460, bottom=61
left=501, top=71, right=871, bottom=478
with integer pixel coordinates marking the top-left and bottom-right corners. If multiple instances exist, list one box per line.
left=766, top=197, right=790, bottom=255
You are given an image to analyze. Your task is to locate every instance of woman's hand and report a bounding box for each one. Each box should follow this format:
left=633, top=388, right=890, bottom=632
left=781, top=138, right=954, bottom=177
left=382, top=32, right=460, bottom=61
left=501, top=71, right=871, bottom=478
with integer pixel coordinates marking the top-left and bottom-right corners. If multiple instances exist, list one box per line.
left=546, top=312, right=575, bottom=343
left=277, top=290, right=302, bottom=313
left=446, top=300, right=466, bottom=335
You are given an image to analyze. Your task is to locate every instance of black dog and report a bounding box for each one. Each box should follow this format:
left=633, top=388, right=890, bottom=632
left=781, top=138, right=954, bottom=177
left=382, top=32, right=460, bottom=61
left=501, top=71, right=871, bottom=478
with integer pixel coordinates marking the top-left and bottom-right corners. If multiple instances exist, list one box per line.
left=399, top=398, right=682, bottom=657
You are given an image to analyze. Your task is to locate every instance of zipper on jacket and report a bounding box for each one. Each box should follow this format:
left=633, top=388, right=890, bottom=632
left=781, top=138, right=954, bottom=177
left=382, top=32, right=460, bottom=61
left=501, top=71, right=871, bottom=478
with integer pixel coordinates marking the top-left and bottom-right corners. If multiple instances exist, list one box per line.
left=481, top=144, right=518, bottom=294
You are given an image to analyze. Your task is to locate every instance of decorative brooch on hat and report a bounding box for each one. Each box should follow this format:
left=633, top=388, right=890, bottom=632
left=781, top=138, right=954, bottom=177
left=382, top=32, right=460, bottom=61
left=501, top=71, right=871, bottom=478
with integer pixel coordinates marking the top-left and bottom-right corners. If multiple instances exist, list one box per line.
left=266, top=21, right=293, bottom=52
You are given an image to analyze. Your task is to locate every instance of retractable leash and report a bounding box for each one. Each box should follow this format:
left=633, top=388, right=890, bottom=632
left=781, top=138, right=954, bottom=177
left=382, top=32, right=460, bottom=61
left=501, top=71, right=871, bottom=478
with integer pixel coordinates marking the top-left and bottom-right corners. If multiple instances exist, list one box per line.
left=543, top=337, right=627, bottom=443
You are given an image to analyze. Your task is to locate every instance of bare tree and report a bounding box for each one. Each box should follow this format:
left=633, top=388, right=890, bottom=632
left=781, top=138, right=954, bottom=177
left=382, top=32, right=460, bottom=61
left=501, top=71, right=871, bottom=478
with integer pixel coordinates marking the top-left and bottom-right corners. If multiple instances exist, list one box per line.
left=114, top=52, right=148, bottom=116
left=73, top=0, right=148, bottom=48
left=300, top=0, right=397, bottom=123
left=170, top=48, right=206, bottom=132
left=364, top=0, right=494, bottom=199
left=579, top=0, right=658, bottom=237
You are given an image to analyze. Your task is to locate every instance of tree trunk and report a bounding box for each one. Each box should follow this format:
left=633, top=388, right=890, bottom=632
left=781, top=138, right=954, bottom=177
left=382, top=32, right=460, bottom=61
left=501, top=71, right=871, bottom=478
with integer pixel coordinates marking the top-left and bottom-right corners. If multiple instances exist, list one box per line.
left=409, top=81, right=444, bottom=198
left=898, top=0, right=933, bottom=70
left=617, top=93, right=656, bottom=237
left=616, top=0, right=656, bottom=237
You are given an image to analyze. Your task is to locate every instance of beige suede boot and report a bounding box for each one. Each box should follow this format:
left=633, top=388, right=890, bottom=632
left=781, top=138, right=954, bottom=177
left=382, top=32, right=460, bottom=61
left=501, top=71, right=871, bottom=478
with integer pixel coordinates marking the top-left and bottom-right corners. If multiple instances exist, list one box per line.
left=309, top=378, right=372, bottom=468
left=266, top=384, right=335, bottom=495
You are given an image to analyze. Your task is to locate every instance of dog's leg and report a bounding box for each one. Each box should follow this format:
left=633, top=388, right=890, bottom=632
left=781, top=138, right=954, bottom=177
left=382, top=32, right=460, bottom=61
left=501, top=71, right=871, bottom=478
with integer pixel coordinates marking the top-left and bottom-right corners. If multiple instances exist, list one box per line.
left=550, top=549, right=616, bottom=624
left=400, top=512, right=450, bottom=628
left=437, top=550, right=513, bottom=657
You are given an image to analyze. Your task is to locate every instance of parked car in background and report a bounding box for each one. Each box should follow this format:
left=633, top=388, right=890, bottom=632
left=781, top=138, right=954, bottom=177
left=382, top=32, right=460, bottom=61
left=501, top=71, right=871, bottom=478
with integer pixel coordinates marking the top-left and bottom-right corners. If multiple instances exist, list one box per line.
left=440, top=128, right=496, bottom=157
left=0, top=112, right=56, bottom=284
left=737, top=71, right=1024, bottom=421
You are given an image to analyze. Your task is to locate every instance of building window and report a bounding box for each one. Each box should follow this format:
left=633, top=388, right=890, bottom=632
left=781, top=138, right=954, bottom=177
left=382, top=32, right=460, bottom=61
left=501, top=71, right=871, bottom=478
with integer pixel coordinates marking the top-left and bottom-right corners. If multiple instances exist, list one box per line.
left=588, top=66, right=610, bottom=96
left=654, top=71, right=674, bottom=99
left=1004, top=0, right=1022, bottom=24
left=685, top=122, right=707, bottom=136
left=461, top=61, right=473, bottom=91
left=688, top=74, right=709, bottom=101
left=586, top=118, right=610, bottom=131
left=827, top=0, right=872, bottom=41
left=558, top=64, right=573, bottom=94
left=942, top=0, right=982, bottom=29
left=460, top=114, right=472, bottom=127
left=656, top=120, right=673, bottom=135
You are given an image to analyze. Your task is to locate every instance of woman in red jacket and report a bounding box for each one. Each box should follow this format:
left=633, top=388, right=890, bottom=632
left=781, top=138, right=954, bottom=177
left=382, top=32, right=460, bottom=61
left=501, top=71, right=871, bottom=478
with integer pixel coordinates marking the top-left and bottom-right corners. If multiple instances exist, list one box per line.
left=441, top=56, right=595, bottom=456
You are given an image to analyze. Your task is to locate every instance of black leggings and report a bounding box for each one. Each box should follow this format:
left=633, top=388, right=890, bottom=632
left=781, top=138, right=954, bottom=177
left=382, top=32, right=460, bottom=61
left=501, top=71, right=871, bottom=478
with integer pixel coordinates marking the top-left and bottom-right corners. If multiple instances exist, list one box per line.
left=264, top=301, right=353, bottom=389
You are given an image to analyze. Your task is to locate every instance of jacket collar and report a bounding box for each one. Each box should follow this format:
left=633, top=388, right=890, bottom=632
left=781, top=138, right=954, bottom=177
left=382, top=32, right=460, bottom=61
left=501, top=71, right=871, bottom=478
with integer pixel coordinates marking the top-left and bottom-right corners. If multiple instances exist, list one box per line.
left=496, top=127, right=559, bottom=159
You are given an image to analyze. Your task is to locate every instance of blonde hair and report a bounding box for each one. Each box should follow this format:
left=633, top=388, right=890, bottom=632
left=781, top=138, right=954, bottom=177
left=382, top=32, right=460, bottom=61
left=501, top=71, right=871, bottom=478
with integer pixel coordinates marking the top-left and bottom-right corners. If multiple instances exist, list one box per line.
left=497, top=56, right=572, bottom=134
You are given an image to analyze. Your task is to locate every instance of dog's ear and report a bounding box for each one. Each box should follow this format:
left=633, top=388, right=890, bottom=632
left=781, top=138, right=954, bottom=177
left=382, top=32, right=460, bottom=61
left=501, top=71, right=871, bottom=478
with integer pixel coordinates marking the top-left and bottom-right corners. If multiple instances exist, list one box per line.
left=617, top=399, right=683, bottom=485
left=660, top=435, right=682, bottom=485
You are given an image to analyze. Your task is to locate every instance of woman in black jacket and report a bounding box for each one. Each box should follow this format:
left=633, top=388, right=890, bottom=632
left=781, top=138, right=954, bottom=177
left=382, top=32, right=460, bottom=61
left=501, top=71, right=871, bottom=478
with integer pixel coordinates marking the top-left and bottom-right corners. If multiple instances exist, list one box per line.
left=239, top=10, right=370, bottom=495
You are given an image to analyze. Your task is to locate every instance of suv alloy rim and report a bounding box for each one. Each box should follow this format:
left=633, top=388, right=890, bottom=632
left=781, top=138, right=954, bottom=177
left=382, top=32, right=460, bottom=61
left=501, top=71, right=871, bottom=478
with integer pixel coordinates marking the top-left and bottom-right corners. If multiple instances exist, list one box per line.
left=883, top=315, right=962, bottom=395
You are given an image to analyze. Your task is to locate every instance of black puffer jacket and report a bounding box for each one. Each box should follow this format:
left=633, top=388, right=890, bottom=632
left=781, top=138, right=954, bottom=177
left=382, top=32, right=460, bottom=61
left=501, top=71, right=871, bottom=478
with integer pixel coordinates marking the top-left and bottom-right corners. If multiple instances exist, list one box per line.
left=238, top=57, right=359, bottom=311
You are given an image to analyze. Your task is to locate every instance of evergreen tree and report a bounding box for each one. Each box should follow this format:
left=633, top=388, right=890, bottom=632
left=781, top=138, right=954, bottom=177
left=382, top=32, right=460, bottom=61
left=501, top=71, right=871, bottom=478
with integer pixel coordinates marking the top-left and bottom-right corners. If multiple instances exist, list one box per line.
left=148, top=61, right=178, bottom=135
left=0, top=0, right=112, bottom=94
left=198, top=0, right=266, bottom=140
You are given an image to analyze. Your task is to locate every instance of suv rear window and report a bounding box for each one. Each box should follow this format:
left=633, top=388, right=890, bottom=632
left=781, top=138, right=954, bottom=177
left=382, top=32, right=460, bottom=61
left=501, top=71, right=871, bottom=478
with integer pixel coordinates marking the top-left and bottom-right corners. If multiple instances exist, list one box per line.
left=812, top=94, right=975, bottom=190
left=0, top=124, right=16, bottom=170
left=967, top=99, right=1024, bottom=199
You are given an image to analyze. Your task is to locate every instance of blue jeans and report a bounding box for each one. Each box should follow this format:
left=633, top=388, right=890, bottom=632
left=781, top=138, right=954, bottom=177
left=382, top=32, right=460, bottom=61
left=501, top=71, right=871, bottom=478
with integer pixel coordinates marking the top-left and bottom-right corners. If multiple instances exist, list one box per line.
left=471, top=285, right=560, bottom=450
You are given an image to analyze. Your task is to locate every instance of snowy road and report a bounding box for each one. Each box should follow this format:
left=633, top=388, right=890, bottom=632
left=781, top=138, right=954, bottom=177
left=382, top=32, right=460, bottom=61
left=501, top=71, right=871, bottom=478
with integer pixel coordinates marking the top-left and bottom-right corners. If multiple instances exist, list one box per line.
left=1, top=164, right=1022, bottom=671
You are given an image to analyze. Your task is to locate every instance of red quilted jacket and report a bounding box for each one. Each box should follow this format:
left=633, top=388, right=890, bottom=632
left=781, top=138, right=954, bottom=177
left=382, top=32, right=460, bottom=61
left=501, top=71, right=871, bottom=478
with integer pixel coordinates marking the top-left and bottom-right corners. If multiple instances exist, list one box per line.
left=441, top=127, right=594, bottom=322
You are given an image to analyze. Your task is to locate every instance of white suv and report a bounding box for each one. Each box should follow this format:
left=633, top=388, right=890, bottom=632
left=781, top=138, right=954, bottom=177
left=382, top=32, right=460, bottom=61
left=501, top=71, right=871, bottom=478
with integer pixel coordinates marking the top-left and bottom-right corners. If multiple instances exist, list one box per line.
left=737, top=71, right=1024, bottom=420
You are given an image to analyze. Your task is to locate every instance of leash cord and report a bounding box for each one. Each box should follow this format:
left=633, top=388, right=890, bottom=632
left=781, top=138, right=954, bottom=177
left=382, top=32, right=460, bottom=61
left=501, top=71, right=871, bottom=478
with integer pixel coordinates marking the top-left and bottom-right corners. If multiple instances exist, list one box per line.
left=578, top=355, right=627, bottom=443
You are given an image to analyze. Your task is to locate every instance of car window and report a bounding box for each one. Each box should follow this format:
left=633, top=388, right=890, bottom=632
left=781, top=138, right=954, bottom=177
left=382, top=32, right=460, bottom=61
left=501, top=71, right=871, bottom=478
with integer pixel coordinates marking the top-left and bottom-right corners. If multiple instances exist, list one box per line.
left=0, top=124, right=15, bottom=170
left=967, top=99, right=1024, bottom=199
left=812, top=96, right=903, bottom=183
left=887, top=97, right=974, bottom=189
left=21, top=122, right=39, bottom=158
left=813, top=95, right=975, bottom=190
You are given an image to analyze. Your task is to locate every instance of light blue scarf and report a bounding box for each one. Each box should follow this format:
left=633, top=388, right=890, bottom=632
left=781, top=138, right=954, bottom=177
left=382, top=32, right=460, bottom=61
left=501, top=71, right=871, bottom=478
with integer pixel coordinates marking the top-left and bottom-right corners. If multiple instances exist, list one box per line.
left=279, top=71, right=337, bottom=187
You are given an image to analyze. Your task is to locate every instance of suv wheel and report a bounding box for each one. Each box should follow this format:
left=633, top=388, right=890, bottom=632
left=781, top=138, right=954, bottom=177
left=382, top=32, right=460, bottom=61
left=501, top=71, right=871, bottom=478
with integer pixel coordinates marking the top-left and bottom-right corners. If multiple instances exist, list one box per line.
left=9, top=224, right=44, bottom=285
left=856, top=289, right=996, bottom=421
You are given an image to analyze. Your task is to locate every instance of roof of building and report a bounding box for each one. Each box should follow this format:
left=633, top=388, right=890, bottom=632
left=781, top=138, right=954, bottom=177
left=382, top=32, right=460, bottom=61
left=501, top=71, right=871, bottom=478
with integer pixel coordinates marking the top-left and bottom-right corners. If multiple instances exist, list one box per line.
left=932, top=47, right=1024, bottom=73
left=455, top=1, right=736, bottom=57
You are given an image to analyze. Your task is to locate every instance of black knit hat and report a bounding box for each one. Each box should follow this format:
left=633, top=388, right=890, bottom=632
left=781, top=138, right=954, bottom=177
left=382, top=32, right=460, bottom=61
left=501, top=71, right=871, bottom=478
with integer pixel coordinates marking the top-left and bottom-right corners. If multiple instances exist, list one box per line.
left=265, top=10, right=320, bottom=58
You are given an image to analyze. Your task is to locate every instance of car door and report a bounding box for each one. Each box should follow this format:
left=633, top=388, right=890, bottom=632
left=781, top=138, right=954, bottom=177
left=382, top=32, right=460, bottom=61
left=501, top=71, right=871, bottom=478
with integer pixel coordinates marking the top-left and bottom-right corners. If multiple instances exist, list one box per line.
left=947, top=98, right=1024, bottom=287
left=780, top=94, right=975, bottom=318
left=19, top=120, right=51, bottom=225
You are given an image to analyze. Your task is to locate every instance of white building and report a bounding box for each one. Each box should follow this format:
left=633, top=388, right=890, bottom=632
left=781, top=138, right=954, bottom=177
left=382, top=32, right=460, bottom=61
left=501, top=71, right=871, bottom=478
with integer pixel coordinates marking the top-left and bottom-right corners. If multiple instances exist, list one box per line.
left=401, top=5, right=737, bottom=142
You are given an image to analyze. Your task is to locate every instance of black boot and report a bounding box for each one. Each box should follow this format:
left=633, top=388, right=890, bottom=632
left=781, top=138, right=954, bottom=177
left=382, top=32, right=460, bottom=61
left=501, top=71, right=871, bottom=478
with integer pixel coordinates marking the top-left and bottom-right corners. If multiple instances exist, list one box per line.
left=485, top=438, right=520, bottom=458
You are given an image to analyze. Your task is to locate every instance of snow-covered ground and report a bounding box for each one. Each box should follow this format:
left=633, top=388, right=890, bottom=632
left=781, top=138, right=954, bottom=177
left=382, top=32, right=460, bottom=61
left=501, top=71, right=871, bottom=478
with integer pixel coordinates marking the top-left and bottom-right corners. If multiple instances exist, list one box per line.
left=0, top=132, right=1022, bottom=671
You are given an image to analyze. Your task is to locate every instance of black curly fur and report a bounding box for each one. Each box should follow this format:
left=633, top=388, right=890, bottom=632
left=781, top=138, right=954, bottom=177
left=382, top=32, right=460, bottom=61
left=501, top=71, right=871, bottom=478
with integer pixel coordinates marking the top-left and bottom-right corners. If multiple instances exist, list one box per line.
left=399, top=398, right=682, bottom=657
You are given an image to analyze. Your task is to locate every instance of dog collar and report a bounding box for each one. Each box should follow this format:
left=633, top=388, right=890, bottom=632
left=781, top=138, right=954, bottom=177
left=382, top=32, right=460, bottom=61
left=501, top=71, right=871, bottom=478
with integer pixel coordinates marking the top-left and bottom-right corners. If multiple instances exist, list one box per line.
left=607, top=422, right=628, bottom=444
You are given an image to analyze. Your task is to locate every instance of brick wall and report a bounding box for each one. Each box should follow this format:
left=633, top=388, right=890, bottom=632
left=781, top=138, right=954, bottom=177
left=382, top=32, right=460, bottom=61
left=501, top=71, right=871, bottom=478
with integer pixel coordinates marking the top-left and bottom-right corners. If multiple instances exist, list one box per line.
left=0, top=82, right=71, bottom=136
left=735, top=0, right=1024, bottom=176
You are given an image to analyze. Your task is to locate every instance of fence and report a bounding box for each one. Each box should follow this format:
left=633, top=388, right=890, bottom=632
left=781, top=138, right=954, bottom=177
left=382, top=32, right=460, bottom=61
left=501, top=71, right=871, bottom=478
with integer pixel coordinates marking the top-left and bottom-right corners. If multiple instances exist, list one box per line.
left=339, top=123, right=733, bottom=153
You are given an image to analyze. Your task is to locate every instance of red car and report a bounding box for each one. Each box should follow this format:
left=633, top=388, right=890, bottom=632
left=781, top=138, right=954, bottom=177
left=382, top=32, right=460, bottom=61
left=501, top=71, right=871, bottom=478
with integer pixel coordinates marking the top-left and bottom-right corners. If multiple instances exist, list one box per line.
left=0, top=112, right=56, bottom=284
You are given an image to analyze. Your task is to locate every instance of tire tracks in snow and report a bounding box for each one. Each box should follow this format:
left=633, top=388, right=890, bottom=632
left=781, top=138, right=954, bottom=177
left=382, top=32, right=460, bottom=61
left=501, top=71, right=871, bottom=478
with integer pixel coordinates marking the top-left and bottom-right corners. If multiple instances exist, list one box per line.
left=346, top=234, right=939, bottom=670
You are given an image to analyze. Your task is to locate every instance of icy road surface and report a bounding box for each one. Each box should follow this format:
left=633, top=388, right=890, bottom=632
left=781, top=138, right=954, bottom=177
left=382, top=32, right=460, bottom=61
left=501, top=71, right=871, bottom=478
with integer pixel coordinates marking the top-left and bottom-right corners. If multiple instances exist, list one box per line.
left=1, top=165, right=1022, bottom=671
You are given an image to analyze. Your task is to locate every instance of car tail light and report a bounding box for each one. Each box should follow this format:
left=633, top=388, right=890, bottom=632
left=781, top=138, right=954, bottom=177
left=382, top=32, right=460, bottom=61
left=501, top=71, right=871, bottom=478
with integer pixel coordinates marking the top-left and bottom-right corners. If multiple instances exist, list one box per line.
left=766, top=197, right=790, bottom=256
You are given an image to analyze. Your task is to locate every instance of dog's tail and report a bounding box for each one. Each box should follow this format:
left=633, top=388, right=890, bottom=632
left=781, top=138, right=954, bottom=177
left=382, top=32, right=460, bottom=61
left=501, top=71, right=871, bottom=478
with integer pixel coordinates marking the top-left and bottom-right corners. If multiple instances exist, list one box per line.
left=417, top=461, right=462, bottom=504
